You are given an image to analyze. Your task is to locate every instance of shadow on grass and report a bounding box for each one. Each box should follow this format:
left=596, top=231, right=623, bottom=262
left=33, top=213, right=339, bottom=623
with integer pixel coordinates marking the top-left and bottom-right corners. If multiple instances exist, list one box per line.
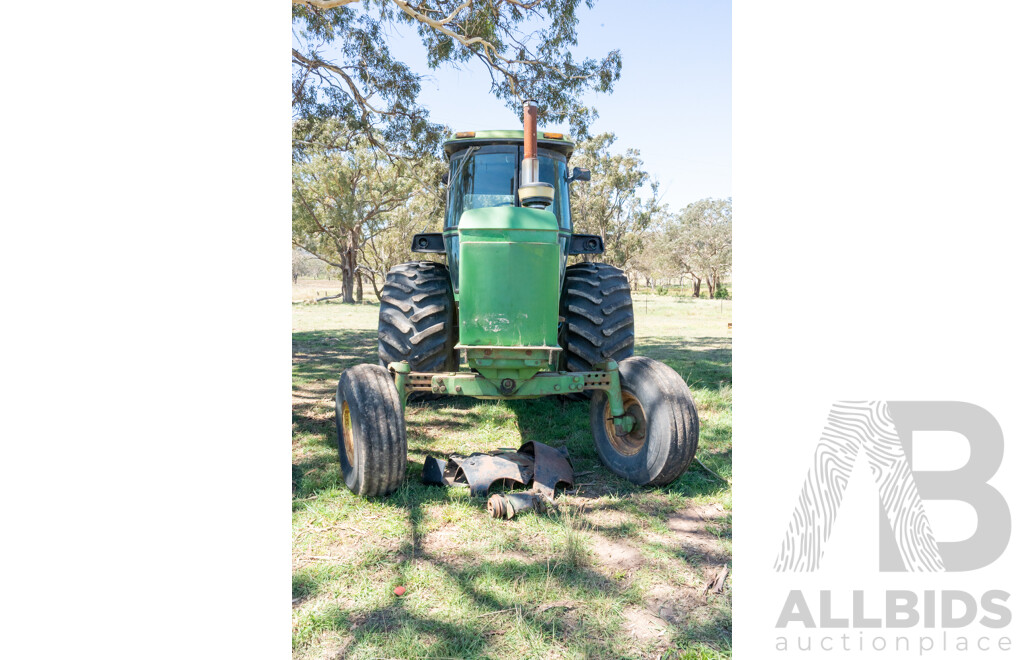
left=293, top=328, right=378, bottom=385
left=636, top=336, right=732, bottom=393
left=293, top=332, right=733, bottom=498
left=292, top=329, right=733, bottom=656
left=343, top=485, right=632, bottom=658
left=294, top=469, right=731, bottom=656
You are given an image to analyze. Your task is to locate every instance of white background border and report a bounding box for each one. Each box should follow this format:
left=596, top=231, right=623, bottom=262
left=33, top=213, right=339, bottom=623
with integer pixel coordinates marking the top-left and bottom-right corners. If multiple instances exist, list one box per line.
left=3, top=1, right=1023, bottom=657
left=735, top=1, right=1023, bottom=657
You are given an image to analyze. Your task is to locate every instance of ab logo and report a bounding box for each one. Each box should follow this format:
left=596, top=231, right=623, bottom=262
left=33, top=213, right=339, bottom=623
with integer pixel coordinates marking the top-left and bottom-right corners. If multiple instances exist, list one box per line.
left=775, top=401, right=1010, bottom=572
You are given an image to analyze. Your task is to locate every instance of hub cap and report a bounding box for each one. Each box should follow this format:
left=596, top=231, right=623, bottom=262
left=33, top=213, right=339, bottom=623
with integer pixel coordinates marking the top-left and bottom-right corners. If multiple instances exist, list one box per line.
left=605, top=391, right=647, bottom=456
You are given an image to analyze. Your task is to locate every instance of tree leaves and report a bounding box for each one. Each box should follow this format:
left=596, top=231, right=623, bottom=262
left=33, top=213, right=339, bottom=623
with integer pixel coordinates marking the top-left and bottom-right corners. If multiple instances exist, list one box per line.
left=569, top=133, right=662, bottom=268
left=292, top=0, right=622, bottom=156
left=292, top=122, right=444, bottom=300
left=664, top=198, right=732, bottom=295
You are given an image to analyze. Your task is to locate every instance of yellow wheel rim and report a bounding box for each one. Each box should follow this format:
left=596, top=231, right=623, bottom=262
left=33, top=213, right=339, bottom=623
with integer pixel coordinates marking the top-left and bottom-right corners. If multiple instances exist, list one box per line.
left=604, top=391, right=647, bottom=456
left=341, top=400, right=355, bottom=464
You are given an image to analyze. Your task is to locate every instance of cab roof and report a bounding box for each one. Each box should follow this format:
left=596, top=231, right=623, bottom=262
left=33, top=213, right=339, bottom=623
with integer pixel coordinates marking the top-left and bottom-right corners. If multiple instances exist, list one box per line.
left=443, top=129, right=574, bottom=160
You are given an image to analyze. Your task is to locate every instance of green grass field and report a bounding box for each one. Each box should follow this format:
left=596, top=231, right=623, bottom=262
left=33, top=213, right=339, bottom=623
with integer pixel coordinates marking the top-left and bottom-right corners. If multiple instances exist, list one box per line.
left=293, top=284, right=732, bottom=659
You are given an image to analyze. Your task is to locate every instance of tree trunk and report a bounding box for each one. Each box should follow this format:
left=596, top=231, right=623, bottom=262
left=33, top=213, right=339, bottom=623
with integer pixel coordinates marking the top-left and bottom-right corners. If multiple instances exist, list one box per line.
left=706, top=276, right=714, bottom=299
left=356, top=271, right=363, bottom=303
left=340, top=248, right=355, bottom=304
left=692, top=276, right=701, bottom=298
left=341, top=269, right=355, bottom=303
left=337, top=229, right=359, bottom=304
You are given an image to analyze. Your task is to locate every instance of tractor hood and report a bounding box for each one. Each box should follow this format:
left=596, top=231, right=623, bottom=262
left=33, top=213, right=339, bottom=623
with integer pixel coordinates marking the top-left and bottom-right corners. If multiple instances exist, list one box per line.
left=456, top=206, right=561, bottom=363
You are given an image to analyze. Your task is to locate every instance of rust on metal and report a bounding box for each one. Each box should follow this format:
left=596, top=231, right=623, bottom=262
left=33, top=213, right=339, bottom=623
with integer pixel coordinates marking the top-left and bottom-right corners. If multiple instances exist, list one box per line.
left=487, top=492, right=546, bottom=519
left=523, top=100, right=538, bottom=161
left=453, top=452, right=532, bottom=496
left=519, top=441, right=574, bottom=500
left=421, top=440, right=574, bottom=501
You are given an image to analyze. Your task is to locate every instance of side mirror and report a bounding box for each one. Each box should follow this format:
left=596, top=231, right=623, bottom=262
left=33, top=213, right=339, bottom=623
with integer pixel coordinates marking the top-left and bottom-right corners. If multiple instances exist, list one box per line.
left=411, top=233, right=445, bottom=253
left=568, top=167, right=591, bottom=183
left=441, top=171, right=450, bottom=186
left=567, top=233, right=604, bottom=255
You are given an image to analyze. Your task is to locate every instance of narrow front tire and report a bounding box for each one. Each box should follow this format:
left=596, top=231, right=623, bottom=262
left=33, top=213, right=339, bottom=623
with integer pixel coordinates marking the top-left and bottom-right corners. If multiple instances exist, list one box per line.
left=590, top=356, right=699, bottom=486
left=335, top=364, right=407, bottom=497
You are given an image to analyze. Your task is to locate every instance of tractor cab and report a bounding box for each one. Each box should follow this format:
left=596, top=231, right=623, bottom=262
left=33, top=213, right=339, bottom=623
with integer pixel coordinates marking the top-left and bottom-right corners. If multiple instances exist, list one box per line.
left=442, top=130, right=576, bottom=230
left=437, top=130, right=588, bottom=291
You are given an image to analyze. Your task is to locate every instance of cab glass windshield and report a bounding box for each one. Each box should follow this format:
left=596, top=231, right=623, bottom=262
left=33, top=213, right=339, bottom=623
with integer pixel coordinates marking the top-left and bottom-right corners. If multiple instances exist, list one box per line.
left=445, top=145, right=571, bottom=231
left=446, top=147, right=517, bottom=228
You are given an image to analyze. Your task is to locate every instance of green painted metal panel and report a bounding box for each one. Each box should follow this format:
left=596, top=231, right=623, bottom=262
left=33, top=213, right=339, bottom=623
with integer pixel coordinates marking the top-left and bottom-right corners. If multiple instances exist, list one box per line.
left=459, top=205, right=559, bottom=233
left=457, top=207, right=560, bottom=350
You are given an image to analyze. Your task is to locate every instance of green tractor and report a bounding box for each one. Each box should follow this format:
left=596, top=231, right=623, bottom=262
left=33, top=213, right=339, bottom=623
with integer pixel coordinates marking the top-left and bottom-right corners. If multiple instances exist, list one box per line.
left=335, top=101, right=699, bottom=497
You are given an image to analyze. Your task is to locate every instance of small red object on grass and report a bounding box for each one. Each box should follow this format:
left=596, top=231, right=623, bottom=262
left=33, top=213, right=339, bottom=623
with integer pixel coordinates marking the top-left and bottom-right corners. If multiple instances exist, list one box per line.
left=394, top=586, right=406, bottom=596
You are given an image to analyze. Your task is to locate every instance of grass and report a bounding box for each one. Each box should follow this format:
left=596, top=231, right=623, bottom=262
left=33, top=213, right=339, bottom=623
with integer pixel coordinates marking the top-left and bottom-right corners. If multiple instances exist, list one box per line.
left=292, top=284, right=732, bottom=658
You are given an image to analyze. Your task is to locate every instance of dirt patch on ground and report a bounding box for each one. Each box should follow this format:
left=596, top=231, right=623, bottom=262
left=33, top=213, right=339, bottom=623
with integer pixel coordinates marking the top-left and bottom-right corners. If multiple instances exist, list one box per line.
left=580, top=497, right=731, bottom=644
left=644, top=583, right=706, bottom=625
left=584, top=500, right=729, bottom=576
left=589, top=534, right=645, bottom=574
left=648, top=502, right=730, bottom=564
left=295, top=633, right=353, bottom=660
left=622, top=606, right=669, bottom=644
left=584, top=507, right=632, bottom=527
left=417, top=526, right=540, bottom=568
left=294, top=526, right=403, bottom=570
left=665, top=503, right=724, bottom=534
left=419, top=525, right=463, bottom=558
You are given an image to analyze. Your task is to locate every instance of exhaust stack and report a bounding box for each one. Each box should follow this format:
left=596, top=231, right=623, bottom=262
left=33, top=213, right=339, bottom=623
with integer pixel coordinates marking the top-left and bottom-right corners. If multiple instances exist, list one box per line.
left=519, top=100, right=553, bottom=208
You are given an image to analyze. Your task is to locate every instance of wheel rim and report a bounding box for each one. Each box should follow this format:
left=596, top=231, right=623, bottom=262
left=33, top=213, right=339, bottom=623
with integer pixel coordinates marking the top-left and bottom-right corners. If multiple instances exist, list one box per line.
left=341, top=400, right=355, bottom=464
left=604, top=391, right=647, bottom=456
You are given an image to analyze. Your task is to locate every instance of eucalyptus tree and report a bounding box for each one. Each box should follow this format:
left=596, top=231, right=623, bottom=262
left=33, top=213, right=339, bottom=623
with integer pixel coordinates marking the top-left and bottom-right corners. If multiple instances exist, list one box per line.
left=569, top=132, right=663, bottom=268
left=292, top=0, right=623, bottom=158
left=359, top=163, right=447, bottom=300
left=292, top=125, right=436, bottom=303
left=666, top=198, right=732, bottom=298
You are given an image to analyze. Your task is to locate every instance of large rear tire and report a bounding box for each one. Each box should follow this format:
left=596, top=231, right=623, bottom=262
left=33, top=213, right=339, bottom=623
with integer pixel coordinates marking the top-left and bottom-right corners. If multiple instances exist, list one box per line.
left=335, top=364, right=407, bottom=497
left=378, top=262, right=457, bottom=373
left=589, top=356, right=699, bottom=486
left=559, top=262, right=634, bottom=399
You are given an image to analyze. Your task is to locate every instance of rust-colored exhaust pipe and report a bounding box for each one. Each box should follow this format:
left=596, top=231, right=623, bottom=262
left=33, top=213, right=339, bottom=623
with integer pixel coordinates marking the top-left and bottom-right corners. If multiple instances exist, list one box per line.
left=523, top=100, right=538, bottom=161
left=522, top=99, right=539, bottom=185
left=519, top=99, right=553, bottom=208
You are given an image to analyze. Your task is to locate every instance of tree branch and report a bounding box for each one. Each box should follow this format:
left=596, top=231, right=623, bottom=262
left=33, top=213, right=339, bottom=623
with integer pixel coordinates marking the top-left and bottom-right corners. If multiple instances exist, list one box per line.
left=292, top=240, right=345, bottom=270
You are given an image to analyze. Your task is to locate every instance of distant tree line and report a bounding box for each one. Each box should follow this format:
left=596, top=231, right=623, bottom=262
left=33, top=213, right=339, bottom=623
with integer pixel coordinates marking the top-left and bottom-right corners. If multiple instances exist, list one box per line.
left=293, top=123, right=731, bottom=301
left=633, top=197, right=732, bottom=299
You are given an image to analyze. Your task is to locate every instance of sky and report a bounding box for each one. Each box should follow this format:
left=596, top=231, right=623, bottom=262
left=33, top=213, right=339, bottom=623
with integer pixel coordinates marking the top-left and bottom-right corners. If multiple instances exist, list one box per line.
left=314, top=1, right=732, bottom=212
